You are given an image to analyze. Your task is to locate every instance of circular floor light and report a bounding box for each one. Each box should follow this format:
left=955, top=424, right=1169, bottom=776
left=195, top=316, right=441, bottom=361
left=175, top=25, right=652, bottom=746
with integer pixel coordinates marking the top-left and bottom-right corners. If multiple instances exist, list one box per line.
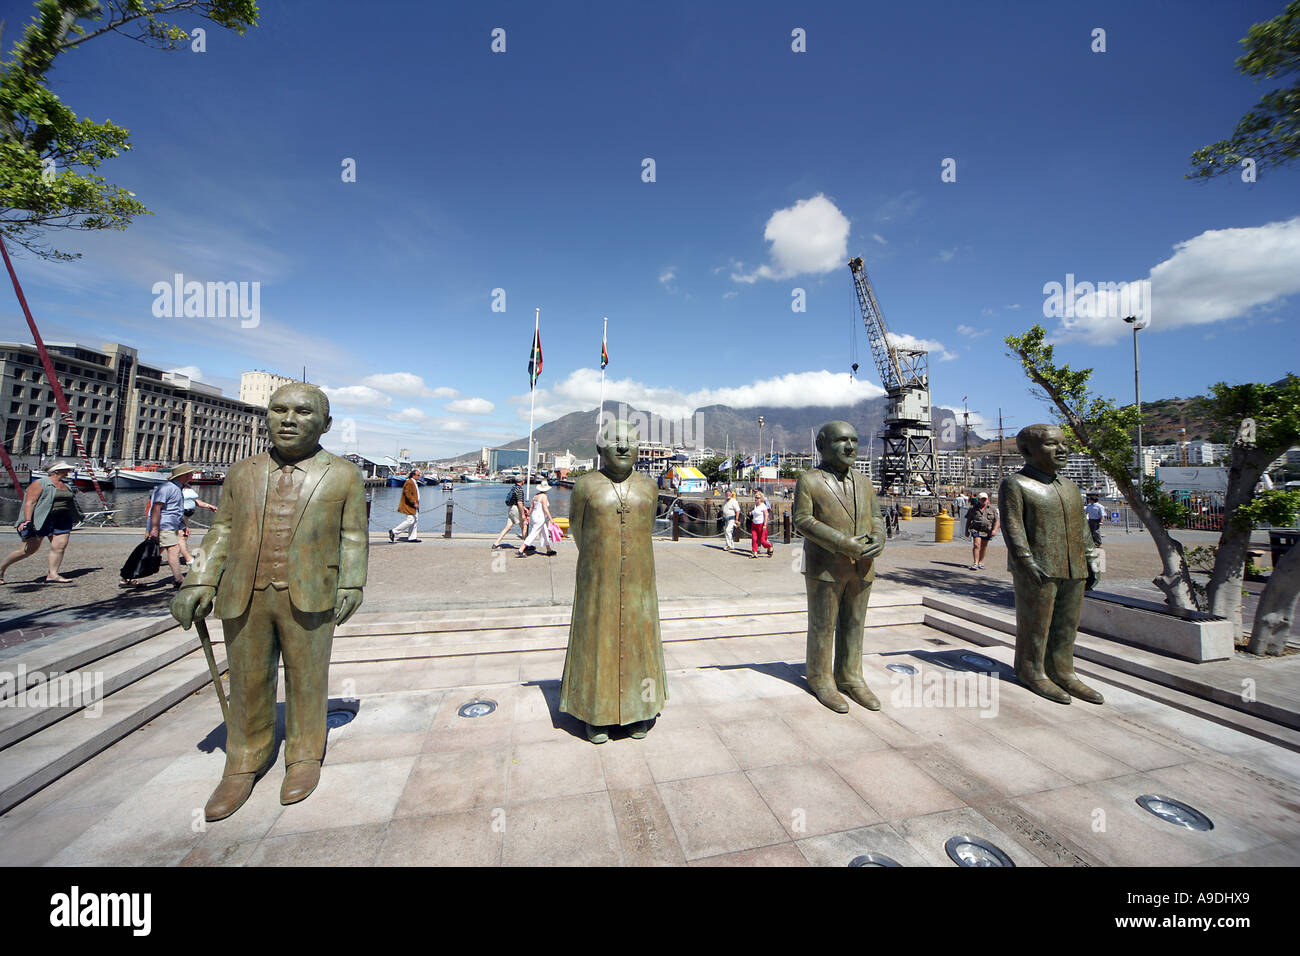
left=1136, top=794, right=1214, bottom=831
left=886, top=663, right=918, bottom=675
left=944, top=835, right=1015, bottom=867
left=849, top=854, right=903, bottom=867
left=959, top=653, right=997, bottom=670
left=458, top=699, right=498, bottom=719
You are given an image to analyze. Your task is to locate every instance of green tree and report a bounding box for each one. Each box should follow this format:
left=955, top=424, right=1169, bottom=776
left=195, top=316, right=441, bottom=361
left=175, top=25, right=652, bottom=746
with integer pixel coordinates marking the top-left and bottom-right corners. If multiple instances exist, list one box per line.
left=697, top=456, right=726, bottom=483
left=1189, top=0, right=1300, bottom=180
left=1, top=0, right=258, bottom=260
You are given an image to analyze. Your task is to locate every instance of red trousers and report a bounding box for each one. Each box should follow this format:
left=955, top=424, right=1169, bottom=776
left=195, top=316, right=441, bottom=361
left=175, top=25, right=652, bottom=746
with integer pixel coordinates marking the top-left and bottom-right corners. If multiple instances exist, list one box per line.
left=751, top=521, right=770, bottom=553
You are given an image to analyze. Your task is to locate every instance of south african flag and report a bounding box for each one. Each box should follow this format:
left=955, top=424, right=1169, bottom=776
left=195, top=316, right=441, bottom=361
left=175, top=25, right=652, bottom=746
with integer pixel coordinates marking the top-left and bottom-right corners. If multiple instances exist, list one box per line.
left=529, top=326, right=543, bottom=388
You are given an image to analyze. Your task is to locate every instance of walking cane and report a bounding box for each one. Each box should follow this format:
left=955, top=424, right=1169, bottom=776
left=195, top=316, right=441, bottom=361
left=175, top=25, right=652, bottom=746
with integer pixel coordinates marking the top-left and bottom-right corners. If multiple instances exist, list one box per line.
left=194, top=616, right=230, bottom=726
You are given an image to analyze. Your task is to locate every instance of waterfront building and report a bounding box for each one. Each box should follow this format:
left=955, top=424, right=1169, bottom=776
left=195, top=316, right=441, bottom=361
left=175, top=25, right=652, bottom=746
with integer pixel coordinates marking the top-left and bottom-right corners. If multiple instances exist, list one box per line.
left=0, top=340, right=269, bottom=467
left=239, top=369, right=299, bottom=408
left=486, top=447, right=529, bottom=472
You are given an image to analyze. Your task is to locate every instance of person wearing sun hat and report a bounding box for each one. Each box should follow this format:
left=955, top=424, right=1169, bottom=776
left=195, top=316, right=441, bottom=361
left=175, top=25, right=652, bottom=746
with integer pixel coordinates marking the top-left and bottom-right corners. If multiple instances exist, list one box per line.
left=147, top=463, right=197, bottom=589
left=517, top=478, right=557, bottom=557
left=1, top=461, right=83, bottom=584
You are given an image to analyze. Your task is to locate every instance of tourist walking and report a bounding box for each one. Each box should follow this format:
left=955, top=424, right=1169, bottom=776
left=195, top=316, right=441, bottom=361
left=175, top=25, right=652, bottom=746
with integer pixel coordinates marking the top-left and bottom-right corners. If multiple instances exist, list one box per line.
left=964, top=491, right=998, bottom=569
left=389, top=469, right=422, bottom=542
left=1085, top=494, right=1105, bottom=547
left=721, top=490, right=741, bottom=551
left=750, top=490, right=773, bottom=558
left=1, top=462, right=82, bottom=585
left=145, top=463, right=197, bottom=589
left=179, top=485, right=219, bottom=565
left=518, top=480, right=557, bottom=557
left=492, top=476, right=528, bottom=549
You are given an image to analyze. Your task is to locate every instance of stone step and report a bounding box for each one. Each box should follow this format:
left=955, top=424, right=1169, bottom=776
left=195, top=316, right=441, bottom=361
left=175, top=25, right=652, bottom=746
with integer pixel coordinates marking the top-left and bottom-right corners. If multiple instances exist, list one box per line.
left=0, top=626, right=207, bottom=750
left=0, top=646, right=228, bottom=815
left=920, top=604, right=1300, bottom=752
left=0, top=615, right=178, bottom=700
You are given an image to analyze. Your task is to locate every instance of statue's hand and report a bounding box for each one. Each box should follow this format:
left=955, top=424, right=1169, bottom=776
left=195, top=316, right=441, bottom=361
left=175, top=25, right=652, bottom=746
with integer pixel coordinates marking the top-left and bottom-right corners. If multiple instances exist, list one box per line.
left=1086, top=568, right=1099, bottom=592
left=335, top=587, right=364, bottom=626
left=856, top=534, right=884, bottom=561
left=170, top=585, right=215, bottom=629
left=1020, top=560, right=1049, bottom=587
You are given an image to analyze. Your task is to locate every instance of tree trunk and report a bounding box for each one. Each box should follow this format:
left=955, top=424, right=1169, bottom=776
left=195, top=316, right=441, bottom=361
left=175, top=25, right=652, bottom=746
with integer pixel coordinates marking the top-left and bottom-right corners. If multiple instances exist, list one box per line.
left=1117, top=473, right=1198, bottom=610
left=1247, top=541, right=1300, bottom=655
left=1207, top=447, right=1267, bottom=640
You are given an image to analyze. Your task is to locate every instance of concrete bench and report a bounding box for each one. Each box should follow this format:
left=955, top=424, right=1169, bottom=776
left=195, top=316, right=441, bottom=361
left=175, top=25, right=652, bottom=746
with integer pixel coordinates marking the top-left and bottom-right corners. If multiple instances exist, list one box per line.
left=1081, top=590, right=1234, bottom=663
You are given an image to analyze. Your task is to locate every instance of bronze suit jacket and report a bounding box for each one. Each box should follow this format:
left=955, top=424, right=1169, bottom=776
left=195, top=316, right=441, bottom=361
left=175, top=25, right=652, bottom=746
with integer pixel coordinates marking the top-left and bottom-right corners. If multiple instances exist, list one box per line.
left=998, top=464, right=1098, bottom=579
left=793, top=466, right=885, bottom=583
left=186, top=448, right=369, bottom=618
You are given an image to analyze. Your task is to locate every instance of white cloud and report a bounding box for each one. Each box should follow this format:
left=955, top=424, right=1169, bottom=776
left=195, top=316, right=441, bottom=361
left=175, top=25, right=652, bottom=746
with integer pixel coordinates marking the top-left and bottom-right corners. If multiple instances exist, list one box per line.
left=871, top=233, right=888, bottom=245
left=445, top=397, right=494, bottom=415
left=166, top=365, right=204, bottom=381
left=936, top=405, right=993, bottom=431
left=876, top=190, right=923, bottom=223
left=938, top=248, right=956, bottom=262
left=439, top=420, right=470, bottom=432
left=360, top=372, right=457, bottom=398
left=516, top=368, right=885, bottom=422
left=722, top=290, right=738, bottom=299
left=1056, top=217, right=1300, bottom=342
left=386, top=407, right=429, bottom=423
left=886, top=332, right=958, bottom=361
left=956, top=324, right=990, bottom=338
left=322, top=385, right=392, bottom=407
left=659, top=267, right=676, bottom=285
left=731, top=194, right=851, bottom=283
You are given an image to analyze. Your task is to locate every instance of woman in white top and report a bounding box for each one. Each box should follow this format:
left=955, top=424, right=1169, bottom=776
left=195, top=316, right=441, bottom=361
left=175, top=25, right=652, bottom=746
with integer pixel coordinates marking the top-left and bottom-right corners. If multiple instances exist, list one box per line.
left=518, top=480, right=557, bottom=557
left=721, top=490, right=741, bottom=551
left=750, top=491, right=773, bottom=558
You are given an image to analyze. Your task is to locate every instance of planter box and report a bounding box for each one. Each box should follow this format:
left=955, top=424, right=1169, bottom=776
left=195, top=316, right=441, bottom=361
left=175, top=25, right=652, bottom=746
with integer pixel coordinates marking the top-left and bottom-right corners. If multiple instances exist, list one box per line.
left=1081, top=591, right=1234, bottom=663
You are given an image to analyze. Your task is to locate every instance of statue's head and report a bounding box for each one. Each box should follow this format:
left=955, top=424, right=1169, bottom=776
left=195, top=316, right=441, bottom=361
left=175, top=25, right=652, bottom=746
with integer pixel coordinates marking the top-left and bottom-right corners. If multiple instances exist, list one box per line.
left=816, top=420, right=858, bottom=473
left=597, top=420, right=639, bottom=482
left=267, top=383, right=331, bottom=460
left=1016, top=423, right=1068, bottom=475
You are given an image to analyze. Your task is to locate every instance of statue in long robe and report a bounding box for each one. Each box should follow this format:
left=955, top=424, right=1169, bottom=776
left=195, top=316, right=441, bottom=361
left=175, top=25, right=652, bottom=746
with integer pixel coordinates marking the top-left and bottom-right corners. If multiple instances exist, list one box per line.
left=560, top=421, right=667, bottom=743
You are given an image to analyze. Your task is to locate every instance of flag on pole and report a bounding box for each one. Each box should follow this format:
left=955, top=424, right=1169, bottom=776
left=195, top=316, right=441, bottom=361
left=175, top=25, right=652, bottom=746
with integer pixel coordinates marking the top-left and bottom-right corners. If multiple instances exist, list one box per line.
left=719, top=457, right=732, bottom=471
left=601, top=330, right=609, bottom=370
left=528, top=326, right=543, bottom=387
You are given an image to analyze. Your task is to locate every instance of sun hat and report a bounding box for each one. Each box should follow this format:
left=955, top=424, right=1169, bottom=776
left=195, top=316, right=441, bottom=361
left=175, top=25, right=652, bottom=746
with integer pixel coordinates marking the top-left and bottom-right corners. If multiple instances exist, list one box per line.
left=978, top=492, right=989, bottom=499
left=537, top=480, right=552, bottom=492
left=170, top=463, right=197, bottom=480
left=46, top=461, right=77, bottom=475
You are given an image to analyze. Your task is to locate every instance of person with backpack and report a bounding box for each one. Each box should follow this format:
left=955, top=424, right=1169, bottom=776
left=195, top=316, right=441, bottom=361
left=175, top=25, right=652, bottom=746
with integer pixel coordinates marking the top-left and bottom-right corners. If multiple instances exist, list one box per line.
left=964, top=491, right=999, bottom=570
left=492, top=476, right=529, bottom=550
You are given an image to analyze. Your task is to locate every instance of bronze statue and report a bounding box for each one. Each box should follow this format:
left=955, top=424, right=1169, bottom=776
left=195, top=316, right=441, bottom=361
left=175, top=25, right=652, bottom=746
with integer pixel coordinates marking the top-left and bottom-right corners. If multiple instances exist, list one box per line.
left=998, top=424, right=1103, bottom=705
left=792, top=421, right=885, bottom=713
left=171, top=383, right=368, bottom=819
left=560, top=420, right=667, bottom=743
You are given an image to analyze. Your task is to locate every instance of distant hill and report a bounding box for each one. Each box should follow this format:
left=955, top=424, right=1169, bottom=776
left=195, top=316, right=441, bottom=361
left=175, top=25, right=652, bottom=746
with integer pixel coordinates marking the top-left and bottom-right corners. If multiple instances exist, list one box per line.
left=484, top=398, right=989, bottom=460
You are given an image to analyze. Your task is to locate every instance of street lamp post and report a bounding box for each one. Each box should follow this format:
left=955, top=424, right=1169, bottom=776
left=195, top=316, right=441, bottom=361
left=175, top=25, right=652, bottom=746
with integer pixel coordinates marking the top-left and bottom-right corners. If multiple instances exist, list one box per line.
left=1123, top=315, right=1147, bottom=485
left=757, top=415, right=765, bottom=486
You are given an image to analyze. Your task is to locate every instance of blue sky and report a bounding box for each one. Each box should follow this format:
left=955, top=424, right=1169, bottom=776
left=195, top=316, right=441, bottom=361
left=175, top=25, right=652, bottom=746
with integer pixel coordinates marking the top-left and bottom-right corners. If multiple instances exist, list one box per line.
left=2, top=0, right=1297, bottom=460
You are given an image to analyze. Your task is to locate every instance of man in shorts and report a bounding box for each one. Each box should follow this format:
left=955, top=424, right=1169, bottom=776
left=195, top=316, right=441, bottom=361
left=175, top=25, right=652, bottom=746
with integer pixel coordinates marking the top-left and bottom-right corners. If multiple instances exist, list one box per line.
left=492, top=476, right=529, bottom=550
left=148, top=464, right=197, bottom=589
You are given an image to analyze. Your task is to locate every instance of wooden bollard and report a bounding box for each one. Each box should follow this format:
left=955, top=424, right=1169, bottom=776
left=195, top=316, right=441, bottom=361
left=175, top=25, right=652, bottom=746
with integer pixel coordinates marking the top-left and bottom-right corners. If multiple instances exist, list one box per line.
left=444, top=500, right=453, bottom=538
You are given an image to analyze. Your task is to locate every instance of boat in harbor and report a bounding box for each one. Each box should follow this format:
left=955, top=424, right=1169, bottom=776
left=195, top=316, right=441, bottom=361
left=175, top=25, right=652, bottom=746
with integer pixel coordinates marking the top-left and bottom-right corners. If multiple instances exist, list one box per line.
left=115, top=469, right=169, bottom=488
left=73, top=468, right=116, bottom=490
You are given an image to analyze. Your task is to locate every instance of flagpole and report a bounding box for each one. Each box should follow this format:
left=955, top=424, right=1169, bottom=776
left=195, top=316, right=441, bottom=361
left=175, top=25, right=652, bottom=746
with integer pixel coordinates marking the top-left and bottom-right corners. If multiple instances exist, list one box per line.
left=527, top=307, right=539, bottom=487
left=597, top=316, right=607, bottom=440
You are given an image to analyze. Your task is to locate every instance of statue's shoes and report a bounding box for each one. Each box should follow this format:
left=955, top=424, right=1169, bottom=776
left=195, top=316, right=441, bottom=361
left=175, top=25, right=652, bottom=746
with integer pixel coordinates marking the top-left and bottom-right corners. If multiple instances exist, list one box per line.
left=1020, top=675, right=1073, bottom=705
left=280, top=760, right=321, bottom=805
left=585, top=723, right=610, bottom=744
left=838, top=683, right=882, bottom=711
left=1052, top=675, right=1105, bottom=705
left=809, top=683, right=850, bottom=714
left=205, top=772, right=257, bottom=822
left=626, top=720, right=650, bottom=739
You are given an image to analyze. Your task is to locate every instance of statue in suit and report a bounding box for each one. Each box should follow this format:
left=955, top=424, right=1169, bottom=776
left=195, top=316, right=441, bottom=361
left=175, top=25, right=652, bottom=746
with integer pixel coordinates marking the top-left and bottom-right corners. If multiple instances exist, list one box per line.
left=793, top=421, right=886, bottom=713
left=171, top=383, right=368, bottom=820
left=998, top=424, right=1103, bottom=705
